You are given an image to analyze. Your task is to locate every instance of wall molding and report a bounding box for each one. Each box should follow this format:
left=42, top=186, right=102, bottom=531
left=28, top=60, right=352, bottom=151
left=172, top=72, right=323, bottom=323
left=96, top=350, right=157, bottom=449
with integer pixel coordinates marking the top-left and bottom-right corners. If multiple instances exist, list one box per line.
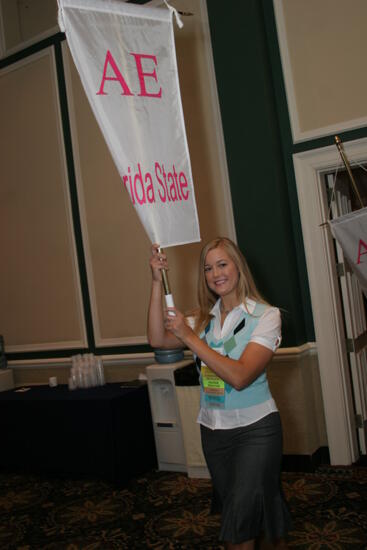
left=273, top=0, right=367, bottom=144
left=0, top=0, right=59, bottom=60
left=273, top=342, right=317, bottom=362
left=8, top=343, right=317, bottom=369
left=293, top=138, right=367, bottom=464
left=1, top=47, right=88, bottom=353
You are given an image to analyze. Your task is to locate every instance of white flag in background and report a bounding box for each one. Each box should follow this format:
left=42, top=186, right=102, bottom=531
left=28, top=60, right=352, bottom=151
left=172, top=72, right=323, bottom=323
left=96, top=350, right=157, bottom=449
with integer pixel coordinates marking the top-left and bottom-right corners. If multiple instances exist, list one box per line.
left=58, top=0, right=200, bottom=248
left=329, top=207, right=367, bottom=297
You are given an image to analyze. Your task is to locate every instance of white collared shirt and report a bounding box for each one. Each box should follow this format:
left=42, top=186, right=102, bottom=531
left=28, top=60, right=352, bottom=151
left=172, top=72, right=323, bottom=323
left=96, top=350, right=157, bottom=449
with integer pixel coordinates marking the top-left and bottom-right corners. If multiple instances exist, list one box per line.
left=194, top=298, right=281, bottom=430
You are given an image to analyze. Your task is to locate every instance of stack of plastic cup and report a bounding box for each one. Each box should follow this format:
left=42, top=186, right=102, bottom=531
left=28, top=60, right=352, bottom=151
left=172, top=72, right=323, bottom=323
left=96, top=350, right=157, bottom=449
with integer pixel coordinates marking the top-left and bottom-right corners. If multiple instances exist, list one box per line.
left=68, top=353, right=105, bottom=390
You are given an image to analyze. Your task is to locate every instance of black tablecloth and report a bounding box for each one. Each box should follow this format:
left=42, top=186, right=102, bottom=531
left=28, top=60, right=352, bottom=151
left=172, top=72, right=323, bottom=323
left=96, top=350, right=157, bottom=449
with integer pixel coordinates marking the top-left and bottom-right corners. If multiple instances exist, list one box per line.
left=0, top=382, right=157, bottom=484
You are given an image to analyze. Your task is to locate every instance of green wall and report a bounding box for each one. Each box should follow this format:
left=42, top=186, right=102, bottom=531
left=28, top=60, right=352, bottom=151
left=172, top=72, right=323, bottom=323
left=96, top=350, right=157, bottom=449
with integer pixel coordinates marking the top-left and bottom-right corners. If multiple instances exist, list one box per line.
left=206, top=0, right=314, bottom=346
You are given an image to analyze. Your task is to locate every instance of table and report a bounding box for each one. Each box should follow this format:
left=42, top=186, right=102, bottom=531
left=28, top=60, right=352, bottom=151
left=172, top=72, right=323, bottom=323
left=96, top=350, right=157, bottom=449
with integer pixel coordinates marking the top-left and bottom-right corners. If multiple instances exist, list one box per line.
left=0, top=382, right=157, bottom=484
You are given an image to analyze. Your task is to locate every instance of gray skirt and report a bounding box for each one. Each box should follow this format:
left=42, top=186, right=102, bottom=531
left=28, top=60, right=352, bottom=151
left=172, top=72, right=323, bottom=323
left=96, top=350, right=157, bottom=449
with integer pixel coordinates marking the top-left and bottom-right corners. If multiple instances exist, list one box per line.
left=200, top=412, right=292, bottom=544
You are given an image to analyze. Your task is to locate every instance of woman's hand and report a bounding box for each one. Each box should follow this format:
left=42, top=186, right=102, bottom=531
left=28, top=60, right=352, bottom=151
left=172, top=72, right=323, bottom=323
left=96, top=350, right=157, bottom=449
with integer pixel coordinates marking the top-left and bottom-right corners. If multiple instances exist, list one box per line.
left=147, top=244, right=183, bottom=350
left=150, top=243, right=168, bottom=282
left=163, top=307, right=191, bottom=341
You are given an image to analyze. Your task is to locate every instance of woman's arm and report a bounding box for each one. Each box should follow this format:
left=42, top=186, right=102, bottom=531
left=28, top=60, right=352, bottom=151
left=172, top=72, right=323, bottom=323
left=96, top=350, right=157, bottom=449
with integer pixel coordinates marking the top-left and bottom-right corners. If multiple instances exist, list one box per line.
left=164, top=307, right=274, bottom=390
left=147, top=245, right=183, bottom=349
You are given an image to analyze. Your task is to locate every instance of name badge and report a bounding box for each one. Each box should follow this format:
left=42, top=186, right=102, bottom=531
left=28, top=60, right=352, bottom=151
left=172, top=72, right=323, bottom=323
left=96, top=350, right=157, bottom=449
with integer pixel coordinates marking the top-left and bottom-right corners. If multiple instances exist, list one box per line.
left=201, top=363, right=225, bottom=408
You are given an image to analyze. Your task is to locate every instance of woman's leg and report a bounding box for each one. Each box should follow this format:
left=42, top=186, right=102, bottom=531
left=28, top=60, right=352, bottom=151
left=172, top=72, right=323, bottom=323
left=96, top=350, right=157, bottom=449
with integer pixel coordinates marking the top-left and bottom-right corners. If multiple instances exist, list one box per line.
left=201, top=416, right=291, bottom=544
left=200, top=425, right=231, bottom=511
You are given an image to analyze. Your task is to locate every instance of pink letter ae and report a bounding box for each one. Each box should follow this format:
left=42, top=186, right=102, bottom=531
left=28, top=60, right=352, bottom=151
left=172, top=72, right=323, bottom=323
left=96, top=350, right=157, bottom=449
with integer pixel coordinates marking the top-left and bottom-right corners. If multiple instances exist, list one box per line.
left=97, top=50, right=133, bottom=96
left=131, top=53, right=162, bottom=98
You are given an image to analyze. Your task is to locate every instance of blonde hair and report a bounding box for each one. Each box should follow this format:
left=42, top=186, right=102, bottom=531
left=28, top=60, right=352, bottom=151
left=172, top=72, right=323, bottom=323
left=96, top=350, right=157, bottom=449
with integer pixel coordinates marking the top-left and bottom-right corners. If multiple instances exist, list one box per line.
left=194, top=237, right=267, bottom=334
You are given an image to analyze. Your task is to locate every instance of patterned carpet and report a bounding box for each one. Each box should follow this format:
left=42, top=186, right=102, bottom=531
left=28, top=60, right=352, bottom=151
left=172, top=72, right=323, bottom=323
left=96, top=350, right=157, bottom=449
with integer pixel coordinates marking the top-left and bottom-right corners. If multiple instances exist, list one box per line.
left=0, top=466, right=367, bottom=549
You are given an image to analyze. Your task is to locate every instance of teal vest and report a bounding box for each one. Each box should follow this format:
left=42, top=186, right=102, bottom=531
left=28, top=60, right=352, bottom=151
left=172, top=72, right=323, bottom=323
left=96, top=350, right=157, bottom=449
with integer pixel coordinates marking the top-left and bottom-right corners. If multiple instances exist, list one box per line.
left=199, top=303, right=272, bottom=410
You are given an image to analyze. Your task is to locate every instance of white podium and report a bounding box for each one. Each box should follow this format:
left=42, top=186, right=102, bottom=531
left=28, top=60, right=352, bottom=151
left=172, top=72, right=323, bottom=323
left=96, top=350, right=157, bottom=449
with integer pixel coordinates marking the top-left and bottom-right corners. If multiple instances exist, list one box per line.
left=146, top=360, right=209, bottom=478
left=146, top=361, right=189, bottom=472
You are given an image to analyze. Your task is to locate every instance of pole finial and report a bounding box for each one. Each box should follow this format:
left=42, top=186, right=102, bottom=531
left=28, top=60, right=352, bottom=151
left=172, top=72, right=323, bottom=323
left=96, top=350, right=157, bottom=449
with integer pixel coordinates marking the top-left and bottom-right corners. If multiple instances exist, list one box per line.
left=334, top=135, right=364, bottom=209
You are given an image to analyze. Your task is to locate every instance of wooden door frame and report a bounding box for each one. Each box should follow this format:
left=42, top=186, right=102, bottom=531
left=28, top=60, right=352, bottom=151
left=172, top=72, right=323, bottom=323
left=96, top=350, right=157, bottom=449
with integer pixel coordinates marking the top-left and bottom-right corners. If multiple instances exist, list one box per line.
left=293, top=138, right=367, bottom=464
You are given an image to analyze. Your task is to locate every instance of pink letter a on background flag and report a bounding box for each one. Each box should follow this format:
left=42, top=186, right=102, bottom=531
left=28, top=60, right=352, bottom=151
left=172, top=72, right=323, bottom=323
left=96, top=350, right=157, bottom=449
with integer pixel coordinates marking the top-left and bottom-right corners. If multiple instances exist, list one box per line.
left=58, top=0, right=200, bottom=248
left=329, top=207, right=367, bottom=297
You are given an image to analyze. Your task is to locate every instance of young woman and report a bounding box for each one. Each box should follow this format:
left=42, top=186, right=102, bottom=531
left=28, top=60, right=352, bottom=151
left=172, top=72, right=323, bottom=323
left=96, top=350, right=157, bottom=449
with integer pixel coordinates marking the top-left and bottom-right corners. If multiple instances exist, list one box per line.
left=147, top=237, right=292, bottom=549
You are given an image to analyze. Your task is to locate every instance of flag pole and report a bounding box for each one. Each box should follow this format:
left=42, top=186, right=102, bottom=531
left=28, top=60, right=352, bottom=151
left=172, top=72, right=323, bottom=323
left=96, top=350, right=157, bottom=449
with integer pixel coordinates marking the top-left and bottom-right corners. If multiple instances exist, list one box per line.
left=157, top=247, right=175, bottom=312
left=335, top=135, right=364, bottom=209
left=154, top=247, right=183, bottom=363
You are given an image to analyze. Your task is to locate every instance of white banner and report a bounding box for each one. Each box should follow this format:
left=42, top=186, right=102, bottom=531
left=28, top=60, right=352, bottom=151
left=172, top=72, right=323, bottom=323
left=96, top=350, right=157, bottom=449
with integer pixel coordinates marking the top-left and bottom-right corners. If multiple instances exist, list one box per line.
left=329, top=207, right=367, bottom=297
left=58, top=0, right=200, bottom=248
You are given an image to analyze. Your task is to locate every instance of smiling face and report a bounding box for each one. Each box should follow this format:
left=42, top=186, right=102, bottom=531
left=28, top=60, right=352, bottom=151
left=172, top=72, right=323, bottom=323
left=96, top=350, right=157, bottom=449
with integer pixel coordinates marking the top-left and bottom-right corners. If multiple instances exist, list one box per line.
left=204, top=246, right=239, bottom=301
